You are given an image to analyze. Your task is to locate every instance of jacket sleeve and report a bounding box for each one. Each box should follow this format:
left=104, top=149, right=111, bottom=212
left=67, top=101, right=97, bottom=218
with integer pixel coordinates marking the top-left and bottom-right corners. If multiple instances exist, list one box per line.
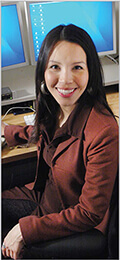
left=4, top=125, right=33, bottom=147
left=19, top=123, right=118, bottom=245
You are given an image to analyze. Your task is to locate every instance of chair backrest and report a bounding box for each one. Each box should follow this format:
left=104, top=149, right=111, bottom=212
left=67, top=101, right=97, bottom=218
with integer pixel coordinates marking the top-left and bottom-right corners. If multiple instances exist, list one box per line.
left=107, top=170, right=119, bottom=259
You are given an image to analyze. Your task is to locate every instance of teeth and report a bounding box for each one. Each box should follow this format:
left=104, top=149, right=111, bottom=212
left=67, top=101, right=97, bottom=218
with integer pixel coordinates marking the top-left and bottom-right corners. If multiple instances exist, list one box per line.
left=57, top=88, right=75, bottom=95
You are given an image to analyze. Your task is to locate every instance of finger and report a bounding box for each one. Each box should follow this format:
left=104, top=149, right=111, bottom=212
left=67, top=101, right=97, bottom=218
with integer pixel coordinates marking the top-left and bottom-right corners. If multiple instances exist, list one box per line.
left=2, top=250, right=7, bottom=258
left=13, top=251, right=17, bottom=260
left=10, top=249, right=14, bottom=259
left=6, top=248, right=11, bottom=258
left=2, top=248, right=7, bottom=258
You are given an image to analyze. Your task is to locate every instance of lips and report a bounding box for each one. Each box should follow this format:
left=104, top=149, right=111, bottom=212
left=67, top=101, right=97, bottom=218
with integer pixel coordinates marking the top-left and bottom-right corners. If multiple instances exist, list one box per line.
left=57, top=88, right=76, bottom=97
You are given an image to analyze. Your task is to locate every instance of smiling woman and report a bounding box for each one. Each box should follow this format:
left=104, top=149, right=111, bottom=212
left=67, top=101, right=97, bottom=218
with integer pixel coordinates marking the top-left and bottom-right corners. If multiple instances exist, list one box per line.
left=2, top=24, right=118, bottom=259
left=34, top=24, right=114, bottom=142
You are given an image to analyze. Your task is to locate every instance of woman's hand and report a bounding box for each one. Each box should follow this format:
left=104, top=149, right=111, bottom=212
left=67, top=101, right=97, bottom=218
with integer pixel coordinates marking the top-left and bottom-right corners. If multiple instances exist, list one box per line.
left=2, top=223, right=24, bottom=260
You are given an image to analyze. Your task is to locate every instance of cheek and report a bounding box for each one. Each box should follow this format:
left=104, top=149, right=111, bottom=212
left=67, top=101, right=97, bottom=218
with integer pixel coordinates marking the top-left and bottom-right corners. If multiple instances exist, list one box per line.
left=45, top=71, right=58, bottom=88
left=78, top=72, right=89, bottom=88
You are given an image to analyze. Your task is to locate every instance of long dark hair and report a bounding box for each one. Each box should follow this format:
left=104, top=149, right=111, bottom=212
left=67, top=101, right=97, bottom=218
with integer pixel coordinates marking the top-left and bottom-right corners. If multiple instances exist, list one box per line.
left=31, top=24, right=115, bottom=142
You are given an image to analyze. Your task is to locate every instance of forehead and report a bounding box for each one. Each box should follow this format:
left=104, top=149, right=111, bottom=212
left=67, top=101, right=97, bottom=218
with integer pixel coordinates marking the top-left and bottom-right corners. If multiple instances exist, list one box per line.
left=48, top=41, right=87, bottom=62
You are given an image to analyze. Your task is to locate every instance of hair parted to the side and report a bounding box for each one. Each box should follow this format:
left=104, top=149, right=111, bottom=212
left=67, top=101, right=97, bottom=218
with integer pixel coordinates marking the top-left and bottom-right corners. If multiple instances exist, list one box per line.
left=31, top=24, right=114, bottom=142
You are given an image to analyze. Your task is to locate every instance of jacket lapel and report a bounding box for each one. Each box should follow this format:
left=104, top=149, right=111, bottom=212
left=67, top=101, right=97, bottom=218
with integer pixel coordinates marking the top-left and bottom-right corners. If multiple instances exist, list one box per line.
left=52, top=136, right=78, bottom=163
left=52, top=105, right=92, bottom=163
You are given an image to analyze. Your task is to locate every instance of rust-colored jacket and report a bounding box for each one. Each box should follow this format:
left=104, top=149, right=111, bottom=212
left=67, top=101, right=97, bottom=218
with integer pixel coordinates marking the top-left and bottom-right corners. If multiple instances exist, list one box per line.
left=4, top=103, right=118, bottom=245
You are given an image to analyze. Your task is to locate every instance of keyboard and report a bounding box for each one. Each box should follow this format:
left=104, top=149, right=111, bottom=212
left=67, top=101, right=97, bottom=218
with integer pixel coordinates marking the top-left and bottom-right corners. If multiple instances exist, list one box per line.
left=24, top=114, right=36, bottom=126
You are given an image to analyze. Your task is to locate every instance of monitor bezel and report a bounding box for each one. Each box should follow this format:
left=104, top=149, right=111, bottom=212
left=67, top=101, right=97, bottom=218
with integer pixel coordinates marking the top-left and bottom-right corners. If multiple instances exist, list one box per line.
left=99, top=2, right=116, bottom=57
left=25, top=1, right=117, bottom=66
left=1, top=1, right=29, bottom=71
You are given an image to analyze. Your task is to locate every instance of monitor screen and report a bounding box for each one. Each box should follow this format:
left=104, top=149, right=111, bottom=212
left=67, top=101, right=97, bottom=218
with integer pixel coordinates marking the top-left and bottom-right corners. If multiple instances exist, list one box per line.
left=26, top=1, right=116, bottom=65
left=1, top=3, right=29, bottom=70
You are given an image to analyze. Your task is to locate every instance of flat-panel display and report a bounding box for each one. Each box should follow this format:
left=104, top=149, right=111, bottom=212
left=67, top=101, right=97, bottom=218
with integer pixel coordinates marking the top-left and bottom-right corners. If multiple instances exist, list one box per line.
left=1, top=3, right=29, bottom=70
left=26, top=1, right=116, bottom=65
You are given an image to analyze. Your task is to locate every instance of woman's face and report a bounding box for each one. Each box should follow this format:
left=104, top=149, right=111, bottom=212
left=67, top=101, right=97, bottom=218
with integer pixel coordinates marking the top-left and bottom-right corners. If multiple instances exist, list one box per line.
left=45, top=41, right=89, bottom=114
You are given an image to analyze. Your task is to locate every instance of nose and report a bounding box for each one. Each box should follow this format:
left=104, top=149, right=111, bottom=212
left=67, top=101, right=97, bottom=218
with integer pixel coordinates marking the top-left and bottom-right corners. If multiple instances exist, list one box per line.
left=59, top=68, right=73, bottom=84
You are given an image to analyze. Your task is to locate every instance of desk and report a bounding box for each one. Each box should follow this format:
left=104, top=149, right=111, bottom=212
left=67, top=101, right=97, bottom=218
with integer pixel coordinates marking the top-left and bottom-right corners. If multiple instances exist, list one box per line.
left=2, top=113, right=37, bottom=190
left=2, top=112, right=37, bottom=164
left=105, top=85, right=119, bottom=123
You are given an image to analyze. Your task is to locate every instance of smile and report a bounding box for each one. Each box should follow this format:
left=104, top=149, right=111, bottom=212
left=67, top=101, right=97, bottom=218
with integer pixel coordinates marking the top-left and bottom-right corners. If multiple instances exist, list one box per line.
left=57, top=88, right=76, bottom=97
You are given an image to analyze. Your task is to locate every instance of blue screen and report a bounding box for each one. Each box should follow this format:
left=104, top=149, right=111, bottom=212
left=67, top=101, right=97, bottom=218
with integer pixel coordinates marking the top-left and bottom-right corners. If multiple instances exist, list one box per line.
left=1, top=4, right=25, bottom=68
left=29, top=1, right=113, bottom=61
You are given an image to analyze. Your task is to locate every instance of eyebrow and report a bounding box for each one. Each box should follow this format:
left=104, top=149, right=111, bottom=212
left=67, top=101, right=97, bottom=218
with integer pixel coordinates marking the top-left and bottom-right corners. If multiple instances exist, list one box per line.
left=72, top=61, right=86, bottom=65
left=49, top=60, right=86, bottom=65
left=49, top=60, right=61, bottom=64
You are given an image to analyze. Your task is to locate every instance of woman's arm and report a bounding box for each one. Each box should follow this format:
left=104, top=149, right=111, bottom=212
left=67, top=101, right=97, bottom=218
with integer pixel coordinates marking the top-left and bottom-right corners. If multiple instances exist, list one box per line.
left=3, top=124, right=33, bottom=147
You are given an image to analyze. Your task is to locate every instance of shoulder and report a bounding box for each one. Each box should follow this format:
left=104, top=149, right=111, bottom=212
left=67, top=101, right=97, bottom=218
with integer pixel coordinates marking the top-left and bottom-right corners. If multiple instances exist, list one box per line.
left=84, top=103, right=118, bottom=143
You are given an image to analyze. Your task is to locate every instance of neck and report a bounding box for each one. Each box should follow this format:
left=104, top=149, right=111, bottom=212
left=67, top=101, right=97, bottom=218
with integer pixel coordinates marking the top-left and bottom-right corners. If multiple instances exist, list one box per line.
left=58, top=105, right=76, bottom=127
left=59, top=115, right=68, bottom=127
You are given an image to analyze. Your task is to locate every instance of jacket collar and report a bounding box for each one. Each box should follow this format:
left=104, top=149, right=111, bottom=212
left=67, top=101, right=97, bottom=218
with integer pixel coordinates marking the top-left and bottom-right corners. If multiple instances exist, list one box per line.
left=67, top=103, right=92, bottom=139
left=40, top=101, right=93, bottom=142
left=51, top=104, right=92, bottom=164
left=52, top=102, right=93, bottom=141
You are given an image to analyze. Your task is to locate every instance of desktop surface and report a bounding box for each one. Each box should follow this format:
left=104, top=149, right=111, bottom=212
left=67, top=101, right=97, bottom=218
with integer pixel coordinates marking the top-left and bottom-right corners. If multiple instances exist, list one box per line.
left=2, top=112, right=37, bottom=164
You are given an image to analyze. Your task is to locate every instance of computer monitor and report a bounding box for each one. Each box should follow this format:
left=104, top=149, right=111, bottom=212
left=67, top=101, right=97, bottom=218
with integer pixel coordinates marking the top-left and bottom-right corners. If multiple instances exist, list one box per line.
left=1, top=2, right=29, bottom=70
left=26, top=1, right=117, bottom=65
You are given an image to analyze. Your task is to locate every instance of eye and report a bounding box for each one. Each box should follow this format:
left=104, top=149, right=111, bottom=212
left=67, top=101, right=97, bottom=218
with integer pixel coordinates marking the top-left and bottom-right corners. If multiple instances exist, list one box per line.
left=50, top=64, right=60, bottom=70
left=73, top=65, right=83, bottom=70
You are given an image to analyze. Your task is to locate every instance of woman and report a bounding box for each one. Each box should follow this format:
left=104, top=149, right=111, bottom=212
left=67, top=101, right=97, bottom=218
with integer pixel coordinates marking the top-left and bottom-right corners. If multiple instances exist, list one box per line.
left=2, top=24, right=118, bottom=259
